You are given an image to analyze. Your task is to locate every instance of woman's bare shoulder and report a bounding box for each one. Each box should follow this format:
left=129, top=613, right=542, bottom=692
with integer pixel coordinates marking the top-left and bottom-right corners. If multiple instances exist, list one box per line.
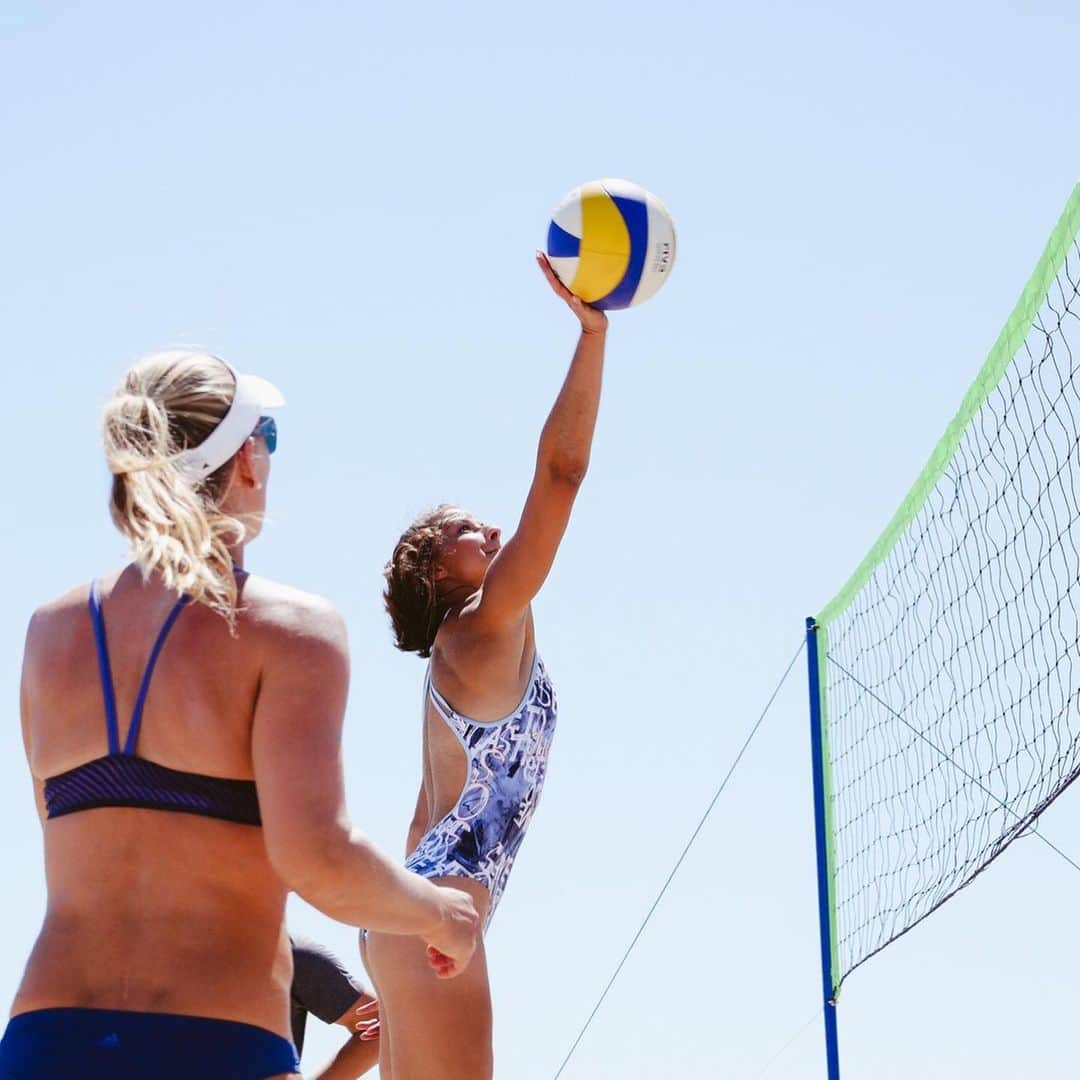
left=24, top=580, right=97, bottom=656
left=235, top=573, right=348, bottom=649
left=432, top=602, right=533, bottom=695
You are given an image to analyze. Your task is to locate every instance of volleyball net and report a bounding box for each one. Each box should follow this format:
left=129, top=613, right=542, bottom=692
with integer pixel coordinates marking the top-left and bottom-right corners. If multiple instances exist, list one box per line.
left=810, top=183, right=1080, bottom=1001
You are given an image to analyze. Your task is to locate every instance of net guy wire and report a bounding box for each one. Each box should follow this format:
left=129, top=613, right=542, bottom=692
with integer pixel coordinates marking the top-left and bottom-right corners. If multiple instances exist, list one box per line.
left=752, top=1005, right=825, bottom=1079
left=826, top=654, right=1080, bottom=877
left=552, top=639, right=807, bottom=1079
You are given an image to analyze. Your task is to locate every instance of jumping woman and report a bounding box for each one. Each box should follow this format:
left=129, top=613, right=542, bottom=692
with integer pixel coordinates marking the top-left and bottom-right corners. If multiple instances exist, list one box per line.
left=365, top=254, right=607, bottom=1079
left=1, top=351, right=479, bottom=1080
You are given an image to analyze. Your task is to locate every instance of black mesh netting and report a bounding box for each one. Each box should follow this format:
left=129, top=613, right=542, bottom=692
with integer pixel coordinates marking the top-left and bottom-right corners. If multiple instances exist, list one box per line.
left=822, top=233, right=1080, bottom=989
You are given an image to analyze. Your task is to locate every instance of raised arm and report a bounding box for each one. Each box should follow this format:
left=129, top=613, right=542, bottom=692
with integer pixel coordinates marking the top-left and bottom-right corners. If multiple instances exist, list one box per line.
left=252, top=593, right=478, bottom=976
left=474, top=255, right=608, bottom=626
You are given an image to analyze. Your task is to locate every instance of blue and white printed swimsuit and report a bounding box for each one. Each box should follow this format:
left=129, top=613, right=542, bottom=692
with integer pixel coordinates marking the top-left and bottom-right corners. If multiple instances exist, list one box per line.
left=405, top=654, right=558, bottom=930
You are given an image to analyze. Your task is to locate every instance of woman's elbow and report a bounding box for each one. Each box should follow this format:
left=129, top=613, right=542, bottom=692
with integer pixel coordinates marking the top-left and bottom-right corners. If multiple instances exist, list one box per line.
left=547, top=457, right=589, bottom=488
left=265, top=824, right=347, bottom=897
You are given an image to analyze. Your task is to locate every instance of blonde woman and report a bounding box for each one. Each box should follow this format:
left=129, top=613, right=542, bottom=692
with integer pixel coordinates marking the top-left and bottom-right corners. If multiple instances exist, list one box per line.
left=1, top=352, right=479, bottom=1080
left=364, top=255, right=607, bottom=1079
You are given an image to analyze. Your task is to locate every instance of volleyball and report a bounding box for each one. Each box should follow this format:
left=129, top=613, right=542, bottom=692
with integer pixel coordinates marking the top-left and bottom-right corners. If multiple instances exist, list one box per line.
left=545, top=179, right=676, bottom=310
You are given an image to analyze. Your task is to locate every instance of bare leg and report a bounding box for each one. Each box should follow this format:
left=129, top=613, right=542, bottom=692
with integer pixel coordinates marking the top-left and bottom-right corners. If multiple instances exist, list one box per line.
left=360, top=931, right=394, bottom=1080
left=364, top=929, right=492, bottom=1080
left=376, top=1004, right=395, bottom=1080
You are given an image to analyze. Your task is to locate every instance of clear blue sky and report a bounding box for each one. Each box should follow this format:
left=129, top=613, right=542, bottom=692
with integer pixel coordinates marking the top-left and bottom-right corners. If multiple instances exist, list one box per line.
left=3, top=3, right=1079, bottom=1077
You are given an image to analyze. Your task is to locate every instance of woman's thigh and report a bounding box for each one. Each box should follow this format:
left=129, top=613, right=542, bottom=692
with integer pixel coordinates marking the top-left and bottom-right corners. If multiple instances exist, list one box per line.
left=365, top=929, right=493, bottom=1080
left=360, top=932, right=395, bottom=1080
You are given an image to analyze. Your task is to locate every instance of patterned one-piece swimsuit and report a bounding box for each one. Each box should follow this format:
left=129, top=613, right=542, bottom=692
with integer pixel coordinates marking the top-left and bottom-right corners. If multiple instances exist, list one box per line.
left=404, top=654, right=558, bottom=930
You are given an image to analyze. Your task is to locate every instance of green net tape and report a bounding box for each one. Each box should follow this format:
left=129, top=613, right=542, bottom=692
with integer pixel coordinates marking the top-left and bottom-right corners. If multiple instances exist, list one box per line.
left=817, top=184, right=1080, bottom=630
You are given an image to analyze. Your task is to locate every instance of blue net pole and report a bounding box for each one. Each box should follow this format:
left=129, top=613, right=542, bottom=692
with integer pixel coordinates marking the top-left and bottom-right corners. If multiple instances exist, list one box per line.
left=806, top=617, right=841, bottom=1080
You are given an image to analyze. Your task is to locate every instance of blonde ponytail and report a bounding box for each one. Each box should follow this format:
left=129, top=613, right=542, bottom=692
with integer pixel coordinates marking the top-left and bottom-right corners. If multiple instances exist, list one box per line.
left=103, top=351, right=247, bottom=629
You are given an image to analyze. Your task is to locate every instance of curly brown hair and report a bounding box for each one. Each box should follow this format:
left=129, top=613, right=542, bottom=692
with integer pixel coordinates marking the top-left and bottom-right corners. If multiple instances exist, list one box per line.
left=383, top=505, right=463, bottom=658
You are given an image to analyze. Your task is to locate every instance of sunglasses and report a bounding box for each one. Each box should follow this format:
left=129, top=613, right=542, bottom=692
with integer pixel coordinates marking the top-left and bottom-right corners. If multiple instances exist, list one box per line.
left=252, top=415, right=278, bottom=455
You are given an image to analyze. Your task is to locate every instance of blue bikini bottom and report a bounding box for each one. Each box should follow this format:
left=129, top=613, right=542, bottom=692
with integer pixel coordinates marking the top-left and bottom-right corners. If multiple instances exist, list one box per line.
left=0, top=1007, right=299, bottom=1079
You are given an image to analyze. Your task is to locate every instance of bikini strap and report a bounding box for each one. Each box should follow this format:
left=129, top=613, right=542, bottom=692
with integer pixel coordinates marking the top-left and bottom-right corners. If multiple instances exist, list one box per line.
left=88, top=579, right=121, bottom=754
left=123, top=594, right=192, bottom=755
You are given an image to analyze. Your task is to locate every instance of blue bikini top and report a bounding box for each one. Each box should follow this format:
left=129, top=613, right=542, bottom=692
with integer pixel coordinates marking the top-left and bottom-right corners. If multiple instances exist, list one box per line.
left=43, top=580, right=262, bottom=827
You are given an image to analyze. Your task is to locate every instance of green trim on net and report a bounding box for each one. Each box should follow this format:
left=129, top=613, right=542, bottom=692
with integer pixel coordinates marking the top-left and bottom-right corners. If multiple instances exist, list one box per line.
left=817, top=183, right=1080, bottom=630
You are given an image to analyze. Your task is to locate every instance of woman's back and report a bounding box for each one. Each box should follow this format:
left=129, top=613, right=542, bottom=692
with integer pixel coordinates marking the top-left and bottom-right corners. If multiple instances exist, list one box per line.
left=17, top=567, right=298, bottom=1035
left=3, top=348, right=479, bottom=1080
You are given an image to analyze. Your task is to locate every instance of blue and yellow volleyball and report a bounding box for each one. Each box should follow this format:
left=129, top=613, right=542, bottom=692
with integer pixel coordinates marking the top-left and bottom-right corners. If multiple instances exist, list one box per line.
left=545, top=179, right=676, bottom=310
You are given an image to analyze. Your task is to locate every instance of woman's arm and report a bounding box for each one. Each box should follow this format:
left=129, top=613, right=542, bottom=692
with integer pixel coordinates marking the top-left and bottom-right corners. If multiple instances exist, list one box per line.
left=472, top=255, right=608, bottom=628
left=308, top=992, right=380, bottom=1080
left=21, top=611, right=51, bottom=828
left=309, top=1025, right=379, bottom=1080
left=252, top=593, right=479, bottom=976
left=404, top=713, right=431, bottom=857
left=405, top=781, right=429, bottom=858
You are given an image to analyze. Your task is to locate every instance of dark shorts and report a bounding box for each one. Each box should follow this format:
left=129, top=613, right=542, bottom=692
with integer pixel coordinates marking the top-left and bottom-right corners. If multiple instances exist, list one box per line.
left=0, top=1008, right=299, bottom=1080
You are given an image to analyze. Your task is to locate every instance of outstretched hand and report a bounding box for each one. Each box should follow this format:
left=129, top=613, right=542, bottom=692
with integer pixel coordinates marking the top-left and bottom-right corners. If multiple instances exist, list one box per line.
left=537, top=252, right=608, bottom=336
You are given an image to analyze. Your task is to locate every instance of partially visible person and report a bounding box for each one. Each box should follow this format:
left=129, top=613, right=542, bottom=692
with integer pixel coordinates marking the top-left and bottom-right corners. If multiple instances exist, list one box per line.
left=290, top=933, right=379, bottom=1079
left=0, top=351, right=479, bottom=1080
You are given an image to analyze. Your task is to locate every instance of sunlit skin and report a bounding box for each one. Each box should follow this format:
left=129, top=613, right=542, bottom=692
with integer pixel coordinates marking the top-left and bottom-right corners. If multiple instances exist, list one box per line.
left=304, top=990, right=380, bottom=1080
left=363, top=254, right=607, bottom=1080
left=434, top=514, right=502, bottom=594
left=228, top=433, right=272, bottom=556
left=16, top=435, right=301, bottom=1077
left=15, top=405, right=480, bottom=1079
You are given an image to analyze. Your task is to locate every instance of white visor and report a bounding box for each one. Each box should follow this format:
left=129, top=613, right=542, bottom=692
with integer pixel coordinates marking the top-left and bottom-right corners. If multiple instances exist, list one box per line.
left=176, top=365, right=285, bottom=480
